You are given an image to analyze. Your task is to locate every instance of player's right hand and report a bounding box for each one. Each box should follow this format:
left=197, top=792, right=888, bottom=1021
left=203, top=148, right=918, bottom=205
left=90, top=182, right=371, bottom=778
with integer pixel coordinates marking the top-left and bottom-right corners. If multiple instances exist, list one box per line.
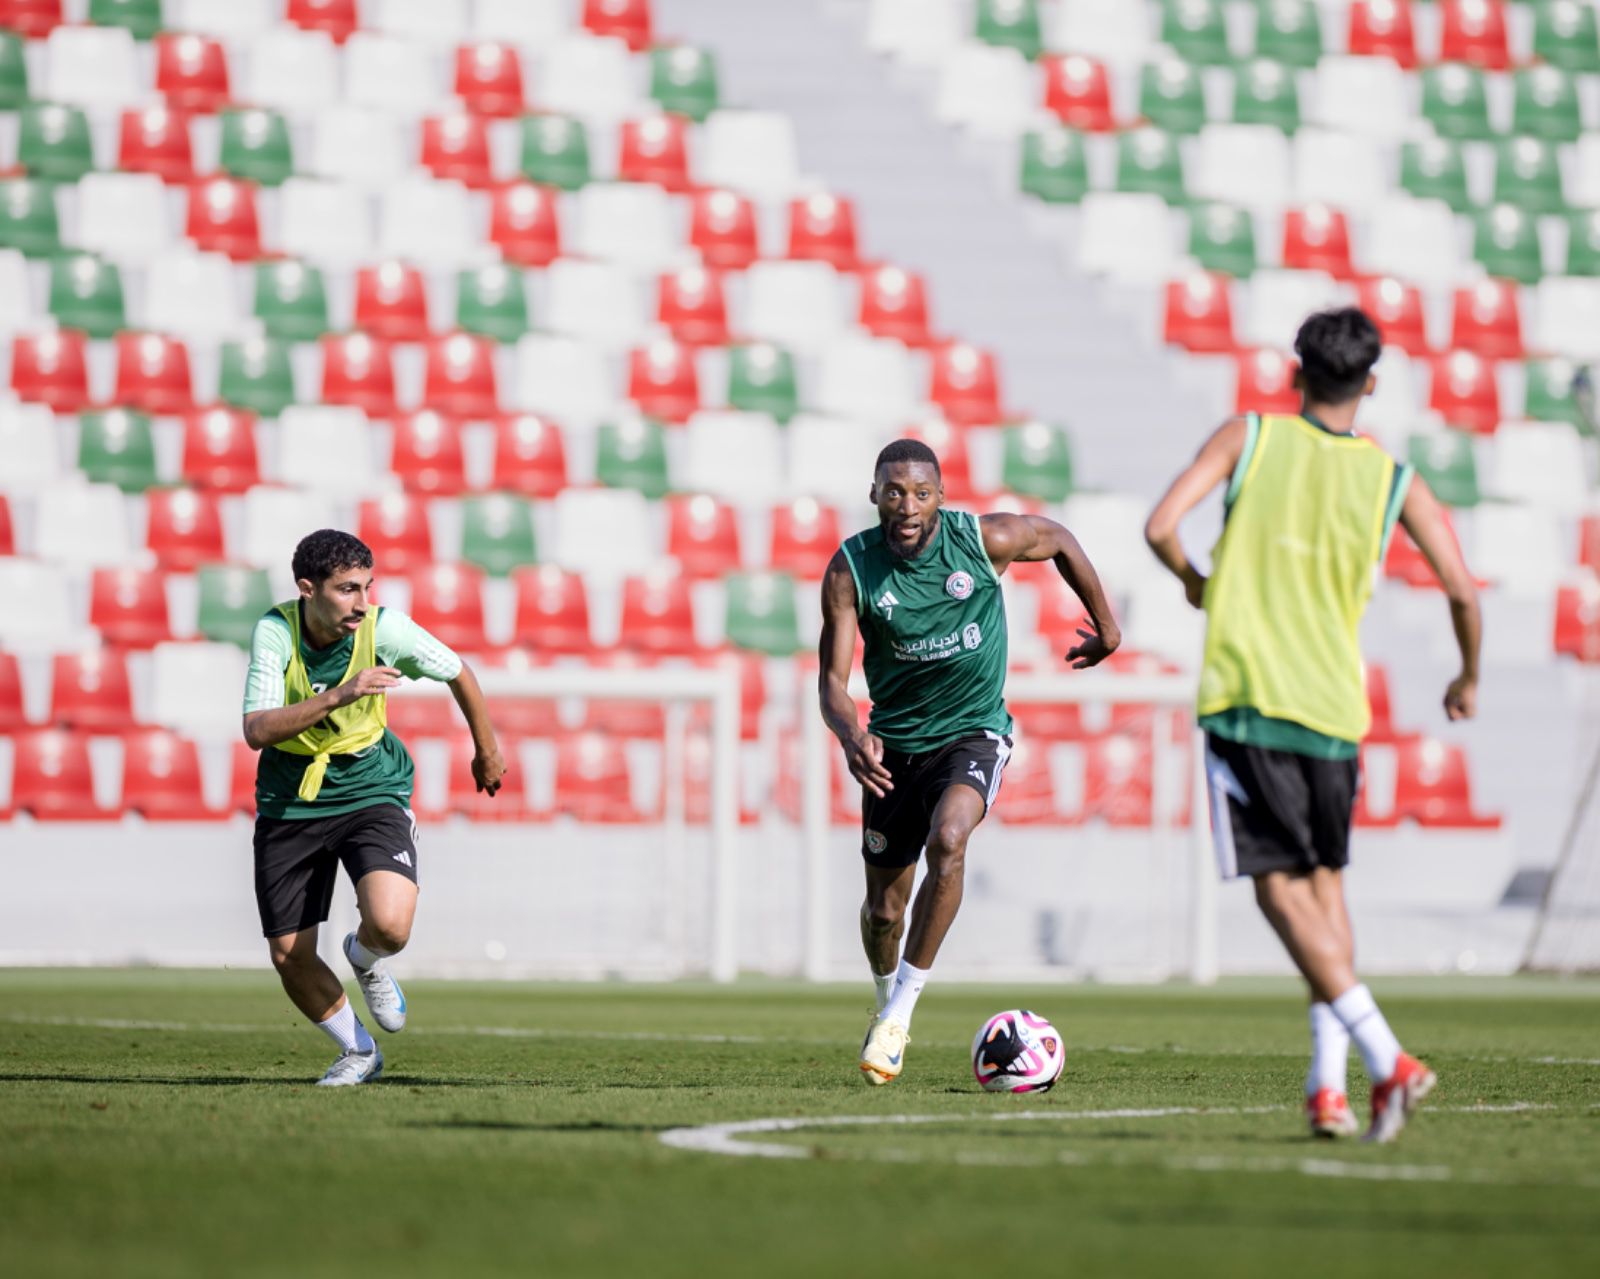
left=845, top=733, right=894, bottom=798
left=1443, top=674, right=1476, bottom=721
left=337, top=666, right=403, bottom=703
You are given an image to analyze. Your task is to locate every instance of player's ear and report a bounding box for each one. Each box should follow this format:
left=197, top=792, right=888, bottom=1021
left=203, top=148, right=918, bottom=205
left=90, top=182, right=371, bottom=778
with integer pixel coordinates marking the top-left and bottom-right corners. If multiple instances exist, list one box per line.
left=1291, top=361, right=1305, bottom=392
left=296, top=577, right=315, bottom=600
left=868, top=483, right=879, bottom=505
left=1363, top=372, right=1377, bottom=398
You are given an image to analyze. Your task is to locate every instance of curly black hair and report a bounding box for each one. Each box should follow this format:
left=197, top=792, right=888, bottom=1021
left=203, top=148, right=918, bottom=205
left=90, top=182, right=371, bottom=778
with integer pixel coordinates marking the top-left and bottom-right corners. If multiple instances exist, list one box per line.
left=1295, top=307, right=1382, bottom=405
left=874, top=437, right=941, bottom=479
left=291, top=529, right=374, bottom=586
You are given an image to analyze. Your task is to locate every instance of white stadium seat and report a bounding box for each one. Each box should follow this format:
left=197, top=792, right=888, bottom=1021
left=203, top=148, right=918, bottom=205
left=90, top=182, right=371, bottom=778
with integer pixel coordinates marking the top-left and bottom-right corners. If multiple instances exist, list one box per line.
left=935, top=43, right=1037, bottom=139
left=1470, top=504, right=1568, bottom=598
left=544, top=259, right=649, bottom=349
left=239, top=486, right=339, bottom=581
left=572, top=182, right=679, bottom=271
left=345, top=32, right=445, bottom=114
left=148, top=641, right=250, bottom=742
left=1193, top=124, right=1293, bottom=210
left=141, top=250, right=244, bottom=341
left=1309, top=56, right=1414, bottom=141
left=373, top=0, right=471, bottom=46
left=378, top=177, right=483, bottom=270
left=815, top=335, right=919, bottom=424
left=277, top=178, right=374, bottom=267
left=35, top=482, right=131, bottom=568
left=45, top=26, right=140, bottom=111
left=680, top=410, right=787, bottom=506
left=786, top=414, right=894, bottom=507
left=71, top=173, right=170, bottom=264
left=0, top=403, right=64, bottom=490
left=0, top=248, right=34, bottom=334
left=473, top=0, right=571, bottom=50
left=1240, top=269, right=1354, bottom=349
left=175, top=0, right=278, bottom=39
left=1531, top=278, right=1600, bottom=362
left=866, top=0, right=965, bottom=67
left=1075, top=192, right=1177, bottom=282
left=245, top=27, right=340, bottom=117
left=536, top=35, right=643, bottom=126
left=513, top=335, right=616, bottom=424
left=551, top=488, right=657, bottom=578
left=1360, top=196, right=1463, bottom=290
left=276, top=407, right=383, bottom=494
left=1293, top=128, right=1390, bottom=216
left=310, top=108, right=408, bottom=189
left=1488, top=422, right=1593, bottom=514
left=0, top=557, right=93, bottom=655
left=743, top=261, right=848, bottom=355
left=699, top=111, right=803, bottom=203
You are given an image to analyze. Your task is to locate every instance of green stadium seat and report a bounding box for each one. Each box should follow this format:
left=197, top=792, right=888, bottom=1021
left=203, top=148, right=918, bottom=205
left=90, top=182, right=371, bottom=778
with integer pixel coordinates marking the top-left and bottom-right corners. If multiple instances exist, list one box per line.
left=649, top=45, right=720, bottom=122
left=1139, top=59, right=1207, bottom=135
left=1421, top=63, right=1494, bottom=141
left=1407, top=431, right=1480, bottom=508
left=595, top=419, right=671, bottom=499
left=19, top=104, right=95, bottom=183
left=198, top=565, right=273, bottom=649
left=1400, top=138, right=1473, bottom=213
left=78, top=409, right=158, bottom=492
left=219, top=338, right=296, bottom=416
left=1232, top=58, right=1299, bottom=132
left=1252, top=0, right=1322, bottom=66
left=0, top=179, right=61, bottom=257
left=1513, top=66, right=1583, bottom=142
left=89, top=0, right=163, bottom=39
left=1563, top=209, right=1600, bottom=277
left=457, top=264, right=530, bottom=343
left=1473, top=203, right=1544, bottom=284
left=1020, top=126, right=1089, bottom=204
left=1188, top=201, right=1257, bottom=277
left=723, top=571, right=802, bottom=655
left=1115, top=128, right=1188, bottom=204
left=219, top=109, right=294, bottom=186
left=727, top=344, right=799, bottom=422
left=1161, top=0, right=1231, bottom=66
left=461, top=494, right=538, bottom=576
left=253, top=260, right=330, bottom=342
left=1533, top=0, right=1600, bottom=74
left=49, top=254, right=125, bottom=338
left=1523, top=358, right=1592, bottom=430
left=975, top=0, right=1043, bottom=60
left=520, top=115, right=591, bottom=190
left=1494, top=136, right=1567, bottom=214
left=1001, top=421, right=1074, bottom=501
left=0, top=31, right=30, bottom=109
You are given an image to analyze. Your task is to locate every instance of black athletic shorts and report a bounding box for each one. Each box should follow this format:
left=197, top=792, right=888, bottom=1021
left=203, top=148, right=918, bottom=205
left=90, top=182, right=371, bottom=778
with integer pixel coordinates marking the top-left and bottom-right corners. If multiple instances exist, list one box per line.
left=861, top=732, right=1013, bottom=869
left=1203, top=733, right=1359, bottom=880
left=253, top=803, right=420, bottom=938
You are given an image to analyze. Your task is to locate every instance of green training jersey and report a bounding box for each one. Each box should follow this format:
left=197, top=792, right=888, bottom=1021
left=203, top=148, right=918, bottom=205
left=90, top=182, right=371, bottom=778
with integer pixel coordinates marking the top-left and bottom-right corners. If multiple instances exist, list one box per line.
left=840, top=509, right=1013, bottom=754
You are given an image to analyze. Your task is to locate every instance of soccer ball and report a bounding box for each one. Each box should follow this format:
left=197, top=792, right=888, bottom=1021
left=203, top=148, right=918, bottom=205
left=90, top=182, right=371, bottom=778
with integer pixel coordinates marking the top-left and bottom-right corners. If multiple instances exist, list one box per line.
left=971, top=1009, right=1065, bottom=1093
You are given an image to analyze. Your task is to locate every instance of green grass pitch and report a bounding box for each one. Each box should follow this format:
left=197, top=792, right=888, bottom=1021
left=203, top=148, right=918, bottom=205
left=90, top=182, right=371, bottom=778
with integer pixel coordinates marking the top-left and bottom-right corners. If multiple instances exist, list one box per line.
left=2, top=971, right=1597, bottom=1278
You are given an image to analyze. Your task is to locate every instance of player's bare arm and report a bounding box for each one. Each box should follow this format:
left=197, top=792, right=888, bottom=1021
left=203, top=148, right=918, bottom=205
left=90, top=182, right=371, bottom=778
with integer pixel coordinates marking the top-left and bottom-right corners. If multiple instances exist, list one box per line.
left=1398, top=476, right=1482, bottom=721
left=242, top=665, right=403, bottom=750
left=819, top=549, right=894, bottom=797
left=447, top=660, right=506, bottom=795
left=979, top=512, right=1121, bottom=669
left=1144, top=416, right=1250, bottom=608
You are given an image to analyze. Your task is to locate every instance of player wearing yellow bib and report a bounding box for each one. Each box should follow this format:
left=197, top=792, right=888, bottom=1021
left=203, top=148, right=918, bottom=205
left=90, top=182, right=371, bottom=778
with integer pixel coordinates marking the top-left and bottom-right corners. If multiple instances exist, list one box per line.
left=242, top=530, right=505, bottom=1086
left=1145, top=309, right=1482, bottom=1143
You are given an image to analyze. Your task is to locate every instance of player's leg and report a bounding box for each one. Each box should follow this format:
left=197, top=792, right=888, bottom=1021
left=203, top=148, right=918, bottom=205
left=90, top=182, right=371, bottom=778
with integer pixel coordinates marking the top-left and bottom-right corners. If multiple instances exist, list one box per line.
left=336, top=805, right=420, bottom=1034
left=861, top=861, right=916, bottom=1011
left=858, top=750, right=926, bottom=1084
left=1302, top=865, right=1355, bottom=1130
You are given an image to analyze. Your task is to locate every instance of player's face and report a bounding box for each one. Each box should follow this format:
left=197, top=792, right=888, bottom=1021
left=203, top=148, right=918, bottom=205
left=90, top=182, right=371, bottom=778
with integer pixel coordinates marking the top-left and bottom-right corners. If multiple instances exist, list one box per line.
left=871, top=462, right=943, bottom=560
left=300, top=566, right=375, bottom=637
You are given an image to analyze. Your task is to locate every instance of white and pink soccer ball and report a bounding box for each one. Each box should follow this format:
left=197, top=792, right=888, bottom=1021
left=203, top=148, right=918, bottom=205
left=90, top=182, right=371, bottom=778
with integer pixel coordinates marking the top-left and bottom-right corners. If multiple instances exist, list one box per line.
left=971, top=1009, right=1065, bottom=1093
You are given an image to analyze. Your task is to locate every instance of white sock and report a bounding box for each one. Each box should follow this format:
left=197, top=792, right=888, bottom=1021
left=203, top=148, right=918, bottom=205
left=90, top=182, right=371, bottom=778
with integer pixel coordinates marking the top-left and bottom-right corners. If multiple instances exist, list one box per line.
left=345, top=933, right=388, bottom=970
left=1330, top=983, right=1401, bottom=1082
left=316, top=1000, right=375, bottom=1055
left=1306, top=1001, right=1350, bottom=1096
left=872, top=970, right=897, bottom=1012
left=881, top=959, right=930, bottom=1030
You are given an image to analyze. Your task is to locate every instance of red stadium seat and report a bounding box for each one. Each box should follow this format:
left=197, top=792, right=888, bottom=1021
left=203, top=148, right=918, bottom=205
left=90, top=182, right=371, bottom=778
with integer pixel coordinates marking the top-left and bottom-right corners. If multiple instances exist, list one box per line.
left=384, top=683, right=465, bottom=738
left=991, top=737, right=1068, bottom=825
left=50, top=650, right=134, bottom=730
left=1393, top=736, right=1499, bottom=827
left=114, top=332, right=195, bottom=415
left=681, top=732, right=762, bottom=825
left=583, top=0, right=654, bottom=50
left=156, top=34, right=232, bottom=114
left=668, top=494, right=743, bottom=579
left=424, top=332, right=500, bottom=418
left=1043, top=55, right=1115, bottom=131
left=228, top=740, right=258, bottom=815
left=657, top=266, right=730, bottom=346
left=1438, top=0, right=1510, bottom=70
left=0, top=494, right=13, bottom=555
left=1554, top=577, right=1600, bottom=662
left=1282, top=205, right=1354, bottom=279
left=1163, top=272, right=1236, bottom=353
left=1356, top=276, right=1430, bottom=355
left=1082, top=733, right=1153, bottom=827
left=90, top=567, right=173, bottom=650
left=455, top=43, right=527, bottom=119
left=689, top=188, right=759, bottom=270
left=1448, top=279, right=1523, bottom=361
left=12, top=330, right=90, bottom=413
left=1348, top=0, right=1419, bottom=68
left=554, top=730, right=652, bottom=822
left=118, top=106, right=196, bottom=183
left=408, top=563, right=489, bottom=653
left=1234, top=347, right=1301, bottom=415
left=618, top=114, right=692, bottom=191
left=769, top=496, right=840, bottom=580
left=320, top=333, right=398, bottom=417
left=391, top=411, right=469, bottom=496
left=581, top=650, right=666, bottom=736
left=618, top=572, right=700, bottom=654
left=1008, top=691, right=1088, bottom=743
left=447, top=732, right=532, bottom=821
left=787, top=194, right=859, bottom=270
left=1032, top=577, right=1091, bottom=648
left=6, top=0, right=62, bottom=38
left=904, top=418, right=979, bottom=503
left=1427, top=350, right=1500, bottom=433
left=0, top=651, right=29, bottom=732
left=1580, top=516, right=1600, bottom=576
left=122, top=727, right=220, bottom=820
left=859, top=264, right=934, bottom=347
left=688, top=648, right=767, bottom=741
left=357, top=494, right=436, bottom=574
left=488, top=182, right=563, bottom=268
left=287, top=0, right=359, bottom=43
left=491, top=413, right=569, bottom=497
left=146, top=487, right=226, bottom=572
left=929, top=342, right=1004, bottom=425
left=627, top=338, right=700, bottom=423
left=1384, top=511, right=1473, bottom=588
left=421, top=114, right=495, bottom=189
left=512, top=565, right=595, bottom=654
left=354, top=261, right=431, bottom=343
left=182, top=407, right=259, bottom=492
left=12, top=729, right=118, bottom=820
left=185, top=176, right=262, bottom=261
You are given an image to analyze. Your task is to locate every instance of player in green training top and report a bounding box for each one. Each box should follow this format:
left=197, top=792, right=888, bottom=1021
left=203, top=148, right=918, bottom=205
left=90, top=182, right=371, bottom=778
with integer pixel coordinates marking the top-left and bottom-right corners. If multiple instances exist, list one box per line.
left=819, top=439, right=1122, bottom=1084
left=242, top=529, right=506, bottom=1086
left=1145, top=308, right=1482, bottom=1142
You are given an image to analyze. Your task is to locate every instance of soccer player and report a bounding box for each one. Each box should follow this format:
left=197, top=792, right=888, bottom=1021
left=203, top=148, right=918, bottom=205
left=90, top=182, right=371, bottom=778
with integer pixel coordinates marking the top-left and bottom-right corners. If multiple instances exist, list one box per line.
left=242, top=530, right=505, bottom=1086
left=1144, top=308, right=1482, bottom=1142
left=819, top=439, right=1121, bottom=1084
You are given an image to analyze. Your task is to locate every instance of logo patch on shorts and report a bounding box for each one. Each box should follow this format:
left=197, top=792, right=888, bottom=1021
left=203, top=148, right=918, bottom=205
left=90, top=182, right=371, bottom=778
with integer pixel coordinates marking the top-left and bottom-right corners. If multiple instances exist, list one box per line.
left=945, top=571, right=974, bottom=600
left=865, top=829, right=887, bottom=855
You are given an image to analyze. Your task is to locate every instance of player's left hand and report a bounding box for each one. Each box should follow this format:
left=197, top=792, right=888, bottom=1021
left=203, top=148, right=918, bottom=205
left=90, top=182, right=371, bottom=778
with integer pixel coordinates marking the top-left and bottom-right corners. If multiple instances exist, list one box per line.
left=1065, top=625, right=1119, bottom=670
left=472, top=747, right=507, bottom=796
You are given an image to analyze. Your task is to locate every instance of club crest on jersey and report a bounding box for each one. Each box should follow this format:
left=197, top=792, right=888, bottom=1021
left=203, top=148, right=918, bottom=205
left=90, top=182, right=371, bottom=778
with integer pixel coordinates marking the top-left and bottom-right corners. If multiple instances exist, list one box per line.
left=865, top=829, right=887, bottom=854
left=945, top=571, right=974, bottom=601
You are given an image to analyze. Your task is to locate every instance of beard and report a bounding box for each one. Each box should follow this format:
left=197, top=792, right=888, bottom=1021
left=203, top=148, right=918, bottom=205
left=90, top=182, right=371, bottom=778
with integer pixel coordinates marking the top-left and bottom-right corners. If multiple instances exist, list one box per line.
left=882, top=512, right=938, bottom=561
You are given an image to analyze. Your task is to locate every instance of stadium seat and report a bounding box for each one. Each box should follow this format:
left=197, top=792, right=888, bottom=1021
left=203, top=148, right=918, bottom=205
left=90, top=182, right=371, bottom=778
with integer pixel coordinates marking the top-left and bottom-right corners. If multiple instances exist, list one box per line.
left=723, top=571, right=802, bottom=655
left=1187, top=202, right=1256, bottom=277
left=439, top=731, right=531, bottom=820
left=473, top=0, right=568, bottom=47
left=1581, top=516, right=1600, bottom=576
left=546, top=258, right=648, bottom=348
left=46, top=24, right=140, bottom=109
left=1364, top=196, right=1461, bottom=290
left=155, top=33, right=230, bottom=113
left=238, top=485, right=337, bottom=575
left=1082, top=732, right=1153, bottom=826
left=769, top=496, right=841, bottom=580
left=573, top=181, right=676, bottom=270
left=745, top=261, right=846, bottom=355
left=727, top=343, right=800, bottom=422
left=408, top=563, right=490, bottom=652
left=12, top=728, right=117, bottom=820
left=1488, top=421, right=1589, bottom=513
left=1472, top=203, right=1543, bottom=285
left=245, top=27, right=338, bottom=116
left=514, top=335, right=614, bottom=424
left=489, top=413, right=567, bottom=497
left=1347, top=0, right=1418, bottom=68
left=11, top=329, right=90, bottom=412
left=976, top=0, right=1044, bottom=59
left=904, top=418, right=979, bottom=505
left=1399, top=138, right=1473, bottom=215
left=1251, top=0, right=1321, bottom=65
left=1311, top=56, right=1411, bottom=140
left=91, top=565, right=173, bottom=648
left=48, top=254, right=124, bottom=339
left=1421, top=63, right=1493, bottom=141
left=0, top=30, right=25, bottom=109
left=185, top=177, right=262, bottom=262
left=1439, top=0, right=1511, bottom=70
left=353, top=261, right=429, bottom=342
left=935, top=42, right=1035, bottom=138
left=700, top=110, right=802, bottom=201
left=1139, top=58, right=1205, bottom=135
left=520, top=115, right=592, bottom=190
left=1565, top=209, right=1600, bottom=277
left=219, top=109, right=295, bottom=186
left=1281, top=205, right=1353, bottom=278
left=197, top=564, right=273, bottom=649
left=788, top=194, right=860, bottom=270
left=0, top=497, right=12, bottom=557
left=384, top=411, right=464, bottom=497
left=309, top=107, right=405, bottom=188
left=319, top=333, right=398, bottom=417
left=595, top=417, right=672, bottom=498
left=1193, top=124, right=1291, bottom=210
left=1428, top=350, right=1501, bottom=433
left=277, top=406, right=383, bottom=497
left=50, top=649, right=135, bottom=731
left=181, top=407, right=259, bottom=492
left=511, top=565, right=595, bottom=653
left=488, top=183, right=563, bottom=269
left=1356, top=276, right=1429, bottom=355
left=618, top=571, right=699, bottom=655
left=75, top=172, right=171, bottom=263
left=1407, top=430, right=1481, bottom=507
left=19, top=103, right=94, bottom=183
left=215, top=337, right=294, bottom=417
left=122, top=727, right=222, bottom=820
left=1042, top=54, right=1115, bottom=131
left=680, top=410, right=786, bottom=507
left=627, top=340, right=700, bottom=425
left=1534, top=0, right=1600, bottom=73
left=0, top=555, right=90, bottom=654
left=1514, top=66, right=1582, bottom=143
left=1234, top=57, right=1300, bottom=132
left=1001, top=420, right=1075, bottom=501
left=789, top=414, right=896, bottom=507
left=657, top=266, right=729, bottom=348
left=1392, top=737, right=1499, bottom=828
left=618, top=114, right=692, bottom=192
left=1495, top=136, right=1566, bottom=215
left=1449, top=279, right=1523, bottom=360
left=817, top=334, right=917, bottom=424
left=1115, top=127, right=1187, bottom=204
left=930, top=341, right=1004, bottom=425
left=1163, top=272, right=1236, bottom=353
left=1522, top=358, right=1590, bottom=429
left=456, top=263, right=531, bottom=344
left=278, top=178, right=371, bottom=265
left=688, top=188, right=759, bottom=269
left=421, top=113, right=495, bottom=189
left=144, top=249, right=242, bottom=341
left=1159, top=0, right=1229, bottom=64
left=118, top=106, right=195, bottom=184
left=1234, top=347, right=1300, bottom=415
left=650, top=44, right=719, bottom=121
left=1554, top=577, right=1600, bottom=662
left=455, top=42, right=526, bottom=118
left=356, top=494, right=435, bottom=574
left=0, top=650, right=28, bottom=733
left=287, top=0, right=360, bottom=45
left=423, top=332, right=500, bottom=418
left=379, top=177, right=479, bottom=270
left=538, top=34, right=640, bottom=127
left=1293, top=128, right=1389, bottom=216
left=1020, top=126, right=1089, bottom=205
left=373, top=0, right=470, bottom=45
left=858, top=265, right=934, bottom=348
left=0, top=180, right=63, bottom=258
left=553, top=731, right=651, bottom=823
left=77, top=409, right=156, bottom=493
left=667, top=494, right=742, bottom=580
left=1531, top=278, right=1600, bottom=362
left=461, top=493, right=539, bottom=576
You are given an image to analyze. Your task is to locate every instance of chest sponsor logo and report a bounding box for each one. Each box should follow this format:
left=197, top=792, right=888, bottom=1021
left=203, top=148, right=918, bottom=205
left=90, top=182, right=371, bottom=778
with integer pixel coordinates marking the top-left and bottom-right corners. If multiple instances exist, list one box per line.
left=962, top=622, right=982, bottom=650
left=875, top=588, right=901, bottom=620
left=945, top=570, right=974, bottom=600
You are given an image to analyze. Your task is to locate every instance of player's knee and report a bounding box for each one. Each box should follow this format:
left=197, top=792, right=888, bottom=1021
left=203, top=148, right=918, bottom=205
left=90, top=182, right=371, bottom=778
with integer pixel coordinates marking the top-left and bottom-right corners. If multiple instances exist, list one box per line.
left=925, top=824, right=970, bottom=871
left=862, top=898, right=903, bottom=935
left=368, top=920, right=410, bottom=954
left=268, top=937, right=312, bottom=973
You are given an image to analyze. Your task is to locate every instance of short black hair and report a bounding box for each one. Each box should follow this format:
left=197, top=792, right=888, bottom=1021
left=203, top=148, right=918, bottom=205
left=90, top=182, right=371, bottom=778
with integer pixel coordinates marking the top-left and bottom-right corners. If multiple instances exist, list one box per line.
left=292, top=529, right=373, bottom=586
left=874, top=438, right=941, bottom=478
left=1294, top=307, right=1382, bottom=404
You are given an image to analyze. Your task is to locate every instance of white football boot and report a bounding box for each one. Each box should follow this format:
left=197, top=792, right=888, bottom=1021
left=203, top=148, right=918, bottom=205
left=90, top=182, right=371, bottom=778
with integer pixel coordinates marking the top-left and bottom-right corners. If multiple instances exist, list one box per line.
left=343, top=932, right=407, bottom=1033
left=317, top=1045, right=384, bottom=1087
left=859, top=1014, right=909, bottom=1085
